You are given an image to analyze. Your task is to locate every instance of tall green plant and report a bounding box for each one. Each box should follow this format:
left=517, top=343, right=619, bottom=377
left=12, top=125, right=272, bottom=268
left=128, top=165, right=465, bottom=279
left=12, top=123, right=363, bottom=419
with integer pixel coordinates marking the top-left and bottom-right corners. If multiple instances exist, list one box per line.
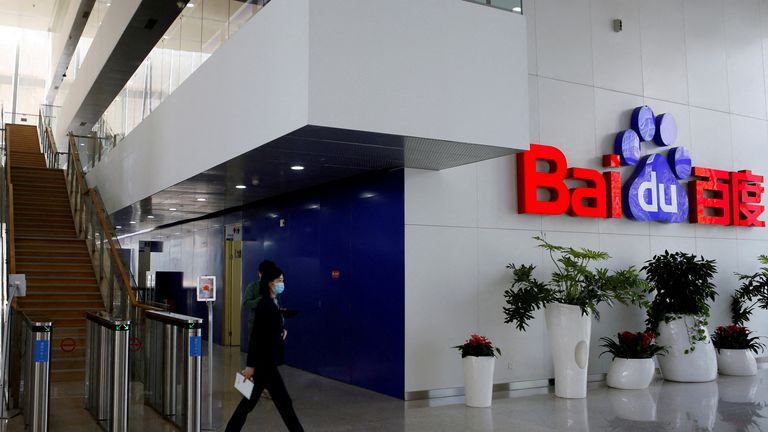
left=731, top=255, right=768, bottom=326
left=642, top=251, right=717, bottom=349
left=503, top=236, right=649, bottom=331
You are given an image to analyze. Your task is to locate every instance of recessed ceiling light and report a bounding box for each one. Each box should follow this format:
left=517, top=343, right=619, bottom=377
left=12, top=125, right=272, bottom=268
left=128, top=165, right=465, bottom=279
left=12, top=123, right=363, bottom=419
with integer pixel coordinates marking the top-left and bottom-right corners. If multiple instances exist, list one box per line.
left=186, top=2, right=194, bottom=7
left=147, top=215, right=155, bottom=219
left=360, top=192, right=377, bottom=199
left=235, top=185, right=246, bottom=189
left=129, top=221, right=136, bottom=224
left=196, top=198, right=206, bottom=201
left=174, top=232, right=181, bottom=235
left=80, top=143, right=85, bottom=146
left=115, top=225, right=122, bottom=229
left=512, top=6, right=522, bottom=12
left=291, top=165, right=305, bottom=171
left=169, top=207, right=177, bottom=211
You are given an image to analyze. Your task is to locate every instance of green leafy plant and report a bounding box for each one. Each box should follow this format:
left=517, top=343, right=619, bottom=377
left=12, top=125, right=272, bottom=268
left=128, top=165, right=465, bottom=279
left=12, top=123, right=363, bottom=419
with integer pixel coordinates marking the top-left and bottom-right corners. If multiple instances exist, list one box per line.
left=503, top=236, right=649, bottom=331
left=711, top=325, right=765, bottom=354
left=731, top=255, right=768, bottom=326
left=599, top=331, right=667, bottom=360
left=642, top=251, right=717, bottom=353
left=453, top=334, right=501, bottom=358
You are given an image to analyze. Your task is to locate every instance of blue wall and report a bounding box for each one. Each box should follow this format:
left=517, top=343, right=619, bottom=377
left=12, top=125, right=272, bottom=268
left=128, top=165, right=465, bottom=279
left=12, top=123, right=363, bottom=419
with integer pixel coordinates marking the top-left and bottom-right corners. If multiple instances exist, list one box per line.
left=240, top=169, right=405, bottom=398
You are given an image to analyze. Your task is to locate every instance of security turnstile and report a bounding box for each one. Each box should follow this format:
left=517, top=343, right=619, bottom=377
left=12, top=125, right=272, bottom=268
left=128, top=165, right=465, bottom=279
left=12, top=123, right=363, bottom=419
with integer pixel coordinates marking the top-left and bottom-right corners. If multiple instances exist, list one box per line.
left=144, top=311, right=202, bottom=432
left=21, top=315, right=51, bottom=432
left=85, top=312, right=130, bottom=432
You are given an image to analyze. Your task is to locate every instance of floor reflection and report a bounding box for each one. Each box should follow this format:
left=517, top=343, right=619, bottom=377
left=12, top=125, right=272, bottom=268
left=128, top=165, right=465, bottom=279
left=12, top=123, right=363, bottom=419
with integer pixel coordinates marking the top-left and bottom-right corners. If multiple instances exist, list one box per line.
left=4, top=349, right=768, bottom=431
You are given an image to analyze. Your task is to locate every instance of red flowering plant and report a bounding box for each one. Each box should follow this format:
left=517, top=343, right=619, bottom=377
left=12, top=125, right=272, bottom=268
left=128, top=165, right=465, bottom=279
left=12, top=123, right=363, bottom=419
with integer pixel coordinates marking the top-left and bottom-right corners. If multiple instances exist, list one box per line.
left=599, top=331, right=667, bottom=360
left=711, top=325, right=765, bottom=354
left=453, top=334, right=502, bottom=358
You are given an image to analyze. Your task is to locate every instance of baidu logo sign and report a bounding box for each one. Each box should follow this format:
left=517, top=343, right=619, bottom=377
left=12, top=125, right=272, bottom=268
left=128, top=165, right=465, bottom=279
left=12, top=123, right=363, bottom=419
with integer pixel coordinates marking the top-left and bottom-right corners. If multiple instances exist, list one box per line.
left=516, top=105, right=765, bottom=228
left=616, top=106, right=690, bottom=223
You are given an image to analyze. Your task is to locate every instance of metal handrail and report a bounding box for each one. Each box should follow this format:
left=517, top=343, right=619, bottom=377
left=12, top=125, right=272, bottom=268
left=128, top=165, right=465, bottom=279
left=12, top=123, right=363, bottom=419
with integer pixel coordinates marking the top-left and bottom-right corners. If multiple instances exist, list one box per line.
left=65, top=133, right=157, bottom=314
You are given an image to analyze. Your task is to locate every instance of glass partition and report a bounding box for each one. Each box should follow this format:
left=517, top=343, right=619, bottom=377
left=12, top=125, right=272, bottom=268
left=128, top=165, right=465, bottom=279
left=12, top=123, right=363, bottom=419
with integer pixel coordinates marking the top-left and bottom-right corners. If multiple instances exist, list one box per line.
left=466, top=0, right=523, bottom=13
left=93, top=0, right=269, bottom=161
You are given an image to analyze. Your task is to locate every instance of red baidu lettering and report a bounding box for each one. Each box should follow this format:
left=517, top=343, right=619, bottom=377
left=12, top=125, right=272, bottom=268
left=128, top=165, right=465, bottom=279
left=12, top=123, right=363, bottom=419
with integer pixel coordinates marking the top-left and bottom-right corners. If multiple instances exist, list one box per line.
left=603, top=171, right=622, bottom=219
left=516, top=144, right=569, bottom=215
left=730, top=170, right=765, bottom=227
left=517, top=145, right=610, bottom=218
left=688, top=167, right=731, bottom=226
left=567, top=168, right=606, bottom=218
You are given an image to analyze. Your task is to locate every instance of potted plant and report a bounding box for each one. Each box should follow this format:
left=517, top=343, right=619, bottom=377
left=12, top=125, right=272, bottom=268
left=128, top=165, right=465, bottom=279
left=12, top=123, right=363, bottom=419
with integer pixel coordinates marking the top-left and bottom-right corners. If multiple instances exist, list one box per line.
left=731, top=255, right=768, bottom=327
left=503, top=236, right=649, bottom=398
left=711, top=325, right=765, bottom=376
left=600, top=331, right=667, bottom=389
left=453, top=334, right=501, bottom=407
left=643, top=251, right=718, bottom=382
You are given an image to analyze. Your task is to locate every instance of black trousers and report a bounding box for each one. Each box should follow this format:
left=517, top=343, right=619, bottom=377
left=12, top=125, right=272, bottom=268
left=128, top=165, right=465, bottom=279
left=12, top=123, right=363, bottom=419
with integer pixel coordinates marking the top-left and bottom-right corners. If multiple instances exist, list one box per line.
left=225, top=365, right=304, bottom=432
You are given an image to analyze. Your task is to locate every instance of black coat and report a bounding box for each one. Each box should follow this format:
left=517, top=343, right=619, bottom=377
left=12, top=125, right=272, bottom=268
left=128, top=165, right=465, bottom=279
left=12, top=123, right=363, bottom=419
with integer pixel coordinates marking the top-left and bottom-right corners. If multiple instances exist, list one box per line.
left=246, top=296, right=285, bottom=367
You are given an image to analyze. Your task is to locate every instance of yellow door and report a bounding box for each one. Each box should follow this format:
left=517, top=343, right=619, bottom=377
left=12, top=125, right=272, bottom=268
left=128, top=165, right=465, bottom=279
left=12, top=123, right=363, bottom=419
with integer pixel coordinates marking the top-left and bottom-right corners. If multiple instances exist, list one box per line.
left=223, top=240, right=243, bottom=346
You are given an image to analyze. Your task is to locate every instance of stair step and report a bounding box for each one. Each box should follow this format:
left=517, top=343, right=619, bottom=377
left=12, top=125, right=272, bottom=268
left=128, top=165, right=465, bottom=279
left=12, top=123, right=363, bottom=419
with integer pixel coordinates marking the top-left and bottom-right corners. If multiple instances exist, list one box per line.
left=51, top=370, right=85, bottom=382
left=23, top=310, right=90, bottom=319
left=17, top=262, right=93, bottom=270
left=51, top=357, right=86, bottom=370
left=15, top=238, right=86, bottom=246
left=20, top=295, right=102, bottom=303
left=16, top=302, right=104, bottom=310
left=16, top=256, right=92, bottom=264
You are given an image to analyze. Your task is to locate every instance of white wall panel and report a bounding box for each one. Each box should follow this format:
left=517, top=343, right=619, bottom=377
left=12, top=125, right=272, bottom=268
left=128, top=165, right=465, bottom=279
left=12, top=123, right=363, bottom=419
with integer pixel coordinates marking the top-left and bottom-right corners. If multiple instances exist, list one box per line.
left=538, top=78, right=597, bottom=167
left=690, top=107, right=733, bottom=171
left=725, top=0, right=767, bottom=119
left=477, top=230, right=551, bottom=382
left=308, top=0, right=529, bottom=150
left=476, top=156, right=542, bottom=231
left=639, top=0, right=688, bottom=104
left=404, top=165, right=478, bottom=228
left=696, top=238, right=740, bottom=330
left=535, top=0, right=593, bottom=85
left=591, top=234, right=651, bottom=372
left=524, top=0, right=538, bottom=75
left=405, top=225, right=478, bottom=392
left=529, top=75, right=540, bottom=144
left=684, top=0, right=729, bottom=112
left=590, top=0, right=642, bottom=95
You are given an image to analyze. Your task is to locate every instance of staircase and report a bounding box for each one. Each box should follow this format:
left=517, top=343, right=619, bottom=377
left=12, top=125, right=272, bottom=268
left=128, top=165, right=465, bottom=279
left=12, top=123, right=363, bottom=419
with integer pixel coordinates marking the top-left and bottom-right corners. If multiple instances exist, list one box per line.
left=6, top=124, right=105, bottom=382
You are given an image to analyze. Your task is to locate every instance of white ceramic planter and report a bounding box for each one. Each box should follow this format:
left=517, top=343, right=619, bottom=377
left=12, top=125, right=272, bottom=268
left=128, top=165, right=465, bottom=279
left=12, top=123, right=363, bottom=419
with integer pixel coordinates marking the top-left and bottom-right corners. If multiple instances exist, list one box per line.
left=655, top=316, right=717, bottom=382
left=717, top=349, right=757, bottom=376
left=462, top=356, right=495, bottom=407
left=606, top=358, right=655, bottom=389
left=545, top=302, right=591, bottom=398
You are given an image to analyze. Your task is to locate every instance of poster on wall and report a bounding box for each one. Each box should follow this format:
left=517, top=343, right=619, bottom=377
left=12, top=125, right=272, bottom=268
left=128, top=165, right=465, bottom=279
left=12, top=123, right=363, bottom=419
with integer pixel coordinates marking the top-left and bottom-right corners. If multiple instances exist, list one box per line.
left=225, top=223, right=243, bottom=241
left=197, top=275, right=216, bottom=302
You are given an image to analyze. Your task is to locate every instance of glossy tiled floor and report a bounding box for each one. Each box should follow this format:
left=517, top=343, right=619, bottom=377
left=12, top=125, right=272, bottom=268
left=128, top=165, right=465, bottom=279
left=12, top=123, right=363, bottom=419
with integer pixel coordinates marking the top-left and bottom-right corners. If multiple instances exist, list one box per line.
left=3, top=346, right=768, bottom=431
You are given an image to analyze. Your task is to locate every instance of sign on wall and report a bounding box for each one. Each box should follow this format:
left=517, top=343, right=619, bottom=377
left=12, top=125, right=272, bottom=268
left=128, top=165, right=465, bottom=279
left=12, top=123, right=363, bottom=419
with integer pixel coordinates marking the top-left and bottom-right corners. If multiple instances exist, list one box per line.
left=517, top=105, right=765, bottom=227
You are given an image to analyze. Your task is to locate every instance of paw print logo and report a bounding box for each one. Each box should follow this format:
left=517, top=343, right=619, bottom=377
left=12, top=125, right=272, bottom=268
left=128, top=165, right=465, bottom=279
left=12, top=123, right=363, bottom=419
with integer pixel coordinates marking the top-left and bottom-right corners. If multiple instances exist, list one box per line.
left=614, top=106, right=691, bottom=223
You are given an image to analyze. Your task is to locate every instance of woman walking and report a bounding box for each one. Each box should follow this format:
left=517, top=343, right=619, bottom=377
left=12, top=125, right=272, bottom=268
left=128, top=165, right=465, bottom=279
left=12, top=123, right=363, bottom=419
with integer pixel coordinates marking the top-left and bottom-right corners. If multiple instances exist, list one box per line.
left=225, top=266, right=304, bottom=431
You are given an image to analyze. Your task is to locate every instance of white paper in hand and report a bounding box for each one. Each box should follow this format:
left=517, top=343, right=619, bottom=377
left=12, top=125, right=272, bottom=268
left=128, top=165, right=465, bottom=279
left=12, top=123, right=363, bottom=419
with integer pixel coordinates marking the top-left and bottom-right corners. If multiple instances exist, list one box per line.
left=234, top=372, right=254, bottom=399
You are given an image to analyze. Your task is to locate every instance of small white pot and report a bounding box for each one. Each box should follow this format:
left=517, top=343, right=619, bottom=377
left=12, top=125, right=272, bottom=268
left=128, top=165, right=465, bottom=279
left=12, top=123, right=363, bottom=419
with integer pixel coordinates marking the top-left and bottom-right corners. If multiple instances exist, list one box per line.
left=655, top=316, right=717, bottom=382
left=545, top=302, right=591, bottom=398
left=606, top=358, right=655, bottom=390
left=462, top=356, right=495, bottom=407
left=717, top=349, right=757, bottom=376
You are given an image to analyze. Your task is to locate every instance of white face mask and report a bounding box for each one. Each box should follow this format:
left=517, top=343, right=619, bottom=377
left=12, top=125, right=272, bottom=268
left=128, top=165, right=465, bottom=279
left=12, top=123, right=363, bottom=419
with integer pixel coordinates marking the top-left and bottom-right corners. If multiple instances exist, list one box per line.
left=274, top=282, right=285, bottom=295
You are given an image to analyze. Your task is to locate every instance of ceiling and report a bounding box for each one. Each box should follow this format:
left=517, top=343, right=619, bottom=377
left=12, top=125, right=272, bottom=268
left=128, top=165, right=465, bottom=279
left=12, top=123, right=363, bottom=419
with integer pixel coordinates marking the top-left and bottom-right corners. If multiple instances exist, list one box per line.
left=109, top=125, right=514, bottom=237
left=0, top=0, right=58, bottom=31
